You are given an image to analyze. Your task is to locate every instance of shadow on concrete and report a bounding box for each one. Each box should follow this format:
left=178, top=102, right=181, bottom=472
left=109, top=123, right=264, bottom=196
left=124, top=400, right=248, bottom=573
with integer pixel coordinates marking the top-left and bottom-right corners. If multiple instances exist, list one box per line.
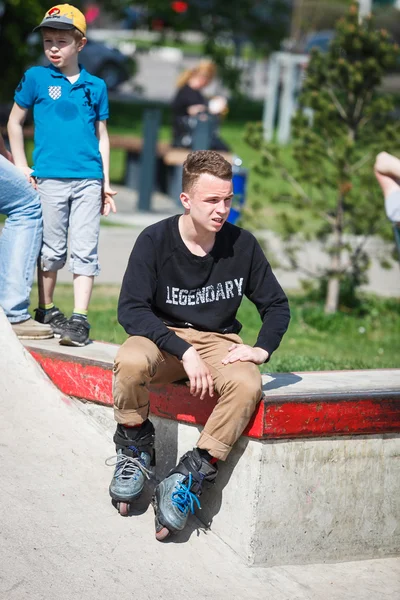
left=162, top=514, right=212, bottom=544
left=262, top=372, right=303, bottom=394
left=154, top=418, right=180, bottom=481
left=155, top=374, right=305, bottom=543
left=160, top=427, right=249, bottom=545
left=197, top=436, right=248, bottom=530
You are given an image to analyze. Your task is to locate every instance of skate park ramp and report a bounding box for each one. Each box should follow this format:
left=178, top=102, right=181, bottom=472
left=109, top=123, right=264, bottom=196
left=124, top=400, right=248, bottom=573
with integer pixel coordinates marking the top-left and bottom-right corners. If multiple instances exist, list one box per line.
left=0, top=308, right=399, bottom=600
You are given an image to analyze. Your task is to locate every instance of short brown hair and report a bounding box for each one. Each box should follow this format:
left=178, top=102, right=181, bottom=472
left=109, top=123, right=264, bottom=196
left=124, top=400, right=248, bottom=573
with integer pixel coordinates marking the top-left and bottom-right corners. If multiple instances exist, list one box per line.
left=41, top=26, right=84, bottom=43
left=182, top=150, right=232, bottom=193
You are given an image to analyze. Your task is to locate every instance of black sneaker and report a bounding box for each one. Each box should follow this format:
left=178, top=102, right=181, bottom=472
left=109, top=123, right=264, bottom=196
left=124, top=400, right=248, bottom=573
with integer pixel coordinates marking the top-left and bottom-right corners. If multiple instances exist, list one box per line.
left=34, top=306, right=68, bottom=338
left=59, top=315, right=90, bottom=347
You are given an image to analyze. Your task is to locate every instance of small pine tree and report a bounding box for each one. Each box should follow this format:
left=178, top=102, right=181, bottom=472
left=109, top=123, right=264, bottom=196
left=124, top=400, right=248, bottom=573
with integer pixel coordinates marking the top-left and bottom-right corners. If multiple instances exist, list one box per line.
left=245, top=3, right=400, bottom=313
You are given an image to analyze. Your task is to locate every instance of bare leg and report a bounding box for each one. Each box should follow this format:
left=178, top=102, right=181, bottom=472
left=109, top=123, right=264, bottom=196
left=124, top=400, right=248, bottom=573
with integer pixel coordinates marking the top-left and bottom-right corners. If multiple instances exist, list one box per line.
left=374, top=170, right=400, bottom=199
left=374, top=152, right=400, bottom=198
left=73, top=274, right=94, bottom=312
left=38, top=269, right=57, bottom=306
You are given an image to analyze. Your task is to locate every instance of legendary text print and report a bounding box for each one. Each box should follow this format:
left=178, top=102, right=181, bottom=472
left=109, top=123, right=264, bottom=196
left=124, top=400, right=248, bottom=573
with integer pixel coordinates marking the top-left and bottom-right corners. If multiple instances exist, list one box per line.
left=165, top=278, right=244, bottom=306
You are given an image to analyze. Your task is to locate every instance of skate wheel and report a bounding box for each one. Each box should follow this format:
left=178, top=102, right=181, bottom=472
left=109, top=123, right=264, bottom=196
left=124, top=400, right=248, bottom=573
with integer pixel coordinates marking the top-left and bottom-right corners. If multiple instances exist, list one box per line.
left=118, top=502, right=130, bottom=516
left=155, top=526, right=170, bottom=541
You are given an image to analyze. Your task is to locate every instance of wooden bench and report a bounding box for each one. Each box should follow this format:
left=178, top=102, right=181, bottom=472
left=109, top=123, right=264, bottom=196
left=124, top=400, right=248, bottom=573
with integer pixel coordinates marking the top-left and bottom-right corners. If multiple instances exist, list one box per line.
left=109, top=134, right=170, bottom=157
left=109, top=135, right=232, bottom=202
left=1, top=127, right=159, bottom=193
left=163, top=147, right=232, bottom=166
left=2, top=125, right=233, bottom=207
left=109, top=113, right=232, bottom=205
left=109, top=134, right=171, bottom=192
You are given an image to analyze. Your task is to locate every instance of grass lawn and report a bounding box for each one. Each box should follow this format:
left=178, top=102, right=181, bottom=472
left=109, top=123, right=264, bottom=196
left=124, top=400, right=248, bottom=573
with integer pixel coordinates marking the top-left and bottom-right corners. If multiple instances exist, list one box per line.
left=33, top=283, right=400, bottom=373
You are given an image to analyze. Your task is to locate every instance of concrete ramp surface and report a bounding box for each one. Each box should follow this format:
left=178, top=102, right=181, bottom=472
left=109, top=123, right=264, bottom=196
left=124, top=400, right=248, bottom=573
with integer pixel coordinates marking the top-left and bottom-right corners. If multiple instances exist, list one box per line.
left=0, top=309, right=399, bottom=600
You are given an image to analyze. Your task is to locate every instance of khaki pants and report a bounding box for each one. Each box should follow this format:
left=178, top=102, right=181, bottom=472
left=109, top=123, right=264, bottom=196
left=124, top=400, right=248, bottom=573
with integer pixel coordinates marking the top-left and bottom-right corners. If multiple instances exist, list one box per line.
left=113, top=328, right=262, bottom=460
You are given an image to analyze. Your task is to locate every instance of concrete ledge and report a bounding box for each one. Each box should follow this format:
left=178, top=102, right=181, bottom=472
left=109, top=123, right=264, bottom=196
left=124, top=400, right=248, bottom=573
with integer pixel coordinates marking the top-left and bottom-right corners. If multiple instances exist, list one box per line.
left=23, top=338, right=400, bottom=566
left=160, top=422, right=400, bottom=566
left=24, top=338, right=400, bottom=439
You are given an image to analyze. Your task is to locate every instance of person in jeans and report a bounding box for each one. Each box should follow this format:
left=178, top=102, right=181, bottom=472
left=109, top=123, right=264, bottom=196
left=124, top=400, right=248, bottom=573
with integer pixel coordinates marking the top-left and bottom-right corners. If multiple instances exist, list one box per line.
left=0, top=133, right=52, bottom=339
left=107, top=150, right=290, bottom=540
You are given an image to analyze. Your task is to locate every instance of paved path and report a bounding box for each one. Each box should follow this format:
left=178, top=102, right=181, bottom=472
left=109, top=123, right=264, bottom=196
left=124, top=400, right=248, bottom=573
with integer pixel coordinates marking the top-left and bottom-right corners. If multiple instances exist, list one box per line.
left=1, top=183, right=398, bottom=295
left=52, top=184, right=400, bottom=297
left=1, top=309, right=399, bottom=600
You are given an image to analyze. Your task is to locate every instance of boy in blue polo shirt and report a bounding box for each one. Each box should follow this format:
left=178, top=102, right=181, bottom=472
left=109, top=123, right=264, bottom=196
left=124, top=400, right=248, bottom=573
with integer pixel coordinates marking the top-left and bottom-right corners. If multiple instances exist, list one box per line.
left=8, top=4, right=116, bottom=346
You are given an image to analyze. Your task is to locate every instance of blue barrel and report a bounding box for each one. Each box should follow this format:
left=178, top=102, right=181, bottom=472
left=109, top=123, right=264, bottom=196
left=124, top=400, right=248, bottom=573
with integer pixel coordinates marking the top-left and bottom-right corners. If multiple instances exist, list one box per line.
left=227, top=166, right=248, bottom=225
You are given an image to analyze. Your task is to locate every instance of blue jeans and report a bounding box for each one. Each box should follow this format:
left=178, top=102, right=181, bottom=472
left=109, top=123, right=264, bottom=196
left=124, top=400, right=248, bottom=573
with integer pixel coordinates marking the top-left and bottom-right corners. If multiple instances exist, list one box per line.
left=0, top=155, right=43, bottom=323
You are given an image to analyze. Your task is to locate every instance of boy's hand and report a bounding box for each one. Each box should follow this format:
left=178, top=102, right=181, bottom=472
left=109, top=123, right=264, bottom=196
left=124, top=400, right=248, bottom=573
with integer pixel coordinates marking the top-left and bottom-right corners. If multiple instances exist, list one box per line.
left=221, top=344, right=269, bottom=365
left=101, top=185, right=117, bottom=216
left=16, top=165, right=37, bottom=188
left=17, top=165, right=33, bottom=178
left=182, top=346, right=214, bottom=400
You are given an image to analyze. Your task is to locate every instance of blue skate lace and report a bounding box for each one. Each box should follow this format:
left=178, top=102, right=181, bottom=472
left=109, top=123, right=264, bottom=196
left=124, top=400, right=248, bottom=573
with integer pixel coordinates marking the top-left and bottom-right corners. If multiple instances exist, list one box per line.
left=105, top=446, right=152, bottom=481
left=171, top=473, right=202, bottom=514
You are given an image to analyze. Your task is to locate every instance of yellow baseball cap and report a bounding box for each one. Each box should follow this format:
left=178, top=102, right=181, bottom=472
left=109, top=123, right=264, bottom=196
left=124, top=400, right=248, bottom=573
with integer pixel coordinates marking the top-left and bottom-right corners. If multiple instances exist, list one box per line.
left=34, top=4, right=87, bottom=36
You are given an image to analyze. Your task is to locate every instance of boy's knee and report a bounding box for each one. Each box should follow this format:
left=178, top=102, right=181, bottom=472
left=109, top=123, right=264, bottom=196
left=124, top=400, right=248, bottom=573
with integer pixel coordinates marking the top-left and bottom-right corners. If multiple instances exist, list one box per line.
left=22, top=192, right=42, bottom=220
left=225, top=368, right=262, bottom=408
left=114, top=338, right=159, bottom=383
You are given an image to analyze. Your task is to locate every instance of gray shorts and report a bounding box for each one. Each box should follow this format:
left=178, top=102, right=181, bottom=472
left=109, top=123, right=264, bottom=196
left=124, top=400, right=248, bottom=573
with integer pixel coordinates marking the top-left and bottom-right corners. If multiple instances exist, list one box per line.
left=36, top=178, right=102, bottom=276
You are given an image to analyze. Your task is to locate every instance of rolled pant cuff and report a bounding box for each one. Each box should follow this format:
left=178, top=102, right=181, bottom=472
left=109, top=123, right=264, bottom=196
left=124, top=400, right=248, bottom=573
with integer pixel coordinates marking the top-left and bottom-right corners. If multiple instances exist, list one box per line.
left=69, top=259, right=100, bottom=277
left=196, top=430, right=232, bottom=461
left=40, top=257, right=66, bottom=272
left=113, top=406, right=149, bottom=425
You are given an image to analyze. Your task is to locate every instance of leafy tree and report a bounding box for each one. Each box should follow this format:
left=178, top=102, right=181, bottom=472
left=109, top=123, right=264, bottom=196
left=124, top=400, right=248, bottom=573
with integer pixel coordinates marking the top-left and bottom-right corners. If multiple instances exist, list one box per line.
left=107, top=0, right=291, bottom=95
left=290, top=1, right=400, bottom=43
left=0, top=1, right=61, bottom=105
left=1, top=0, right=290, bottom=102
left=245, top=3, right=400, bottom=313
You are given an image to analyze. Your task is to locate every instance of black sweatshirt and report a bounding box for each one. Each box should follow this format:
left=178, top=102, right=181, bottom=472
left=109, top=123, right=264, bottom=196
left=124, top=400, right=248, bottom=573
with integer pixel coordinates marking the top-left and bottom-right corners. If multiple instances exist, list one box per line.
left=171, top=84, right=206, bottom=143
left=118, top=216, right=290, bottom=360
left=172, top=84, right=205, bottom=117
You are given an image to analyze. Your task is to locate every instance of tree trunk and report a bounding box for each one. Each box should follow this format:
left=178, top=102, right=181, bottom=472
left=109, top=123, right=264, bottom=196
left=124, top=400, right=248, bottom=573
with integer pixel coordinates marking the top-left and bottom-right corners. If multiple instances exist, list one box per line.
left=324, top=193, right=344, bottom=314
left=325, top=274, right=340, bottom=313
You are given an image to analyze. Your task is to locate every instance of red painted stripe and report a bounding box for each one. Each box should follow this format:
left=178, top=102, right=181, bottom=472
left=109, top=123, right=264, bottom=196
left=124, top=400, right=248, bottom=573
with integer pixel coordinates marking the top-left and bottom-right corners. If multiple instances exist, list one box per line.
left=31, top=351, right=114, bottom=406
left=149, top=384, right=216, bottom=425
left=28, top=350, right=400, bottom=440
left=263, top=399, right=400, bottom=437
left=30, top=351, right=267, bottom=436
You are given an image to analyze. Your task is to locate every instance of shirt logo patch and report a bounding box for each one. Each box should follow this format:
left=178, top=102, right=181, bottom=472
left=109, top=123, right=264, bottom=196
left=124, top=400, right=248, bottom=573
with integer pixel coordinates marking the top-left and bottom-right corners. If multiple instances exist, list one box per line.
left=48, top=86, right=62, bottom=100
